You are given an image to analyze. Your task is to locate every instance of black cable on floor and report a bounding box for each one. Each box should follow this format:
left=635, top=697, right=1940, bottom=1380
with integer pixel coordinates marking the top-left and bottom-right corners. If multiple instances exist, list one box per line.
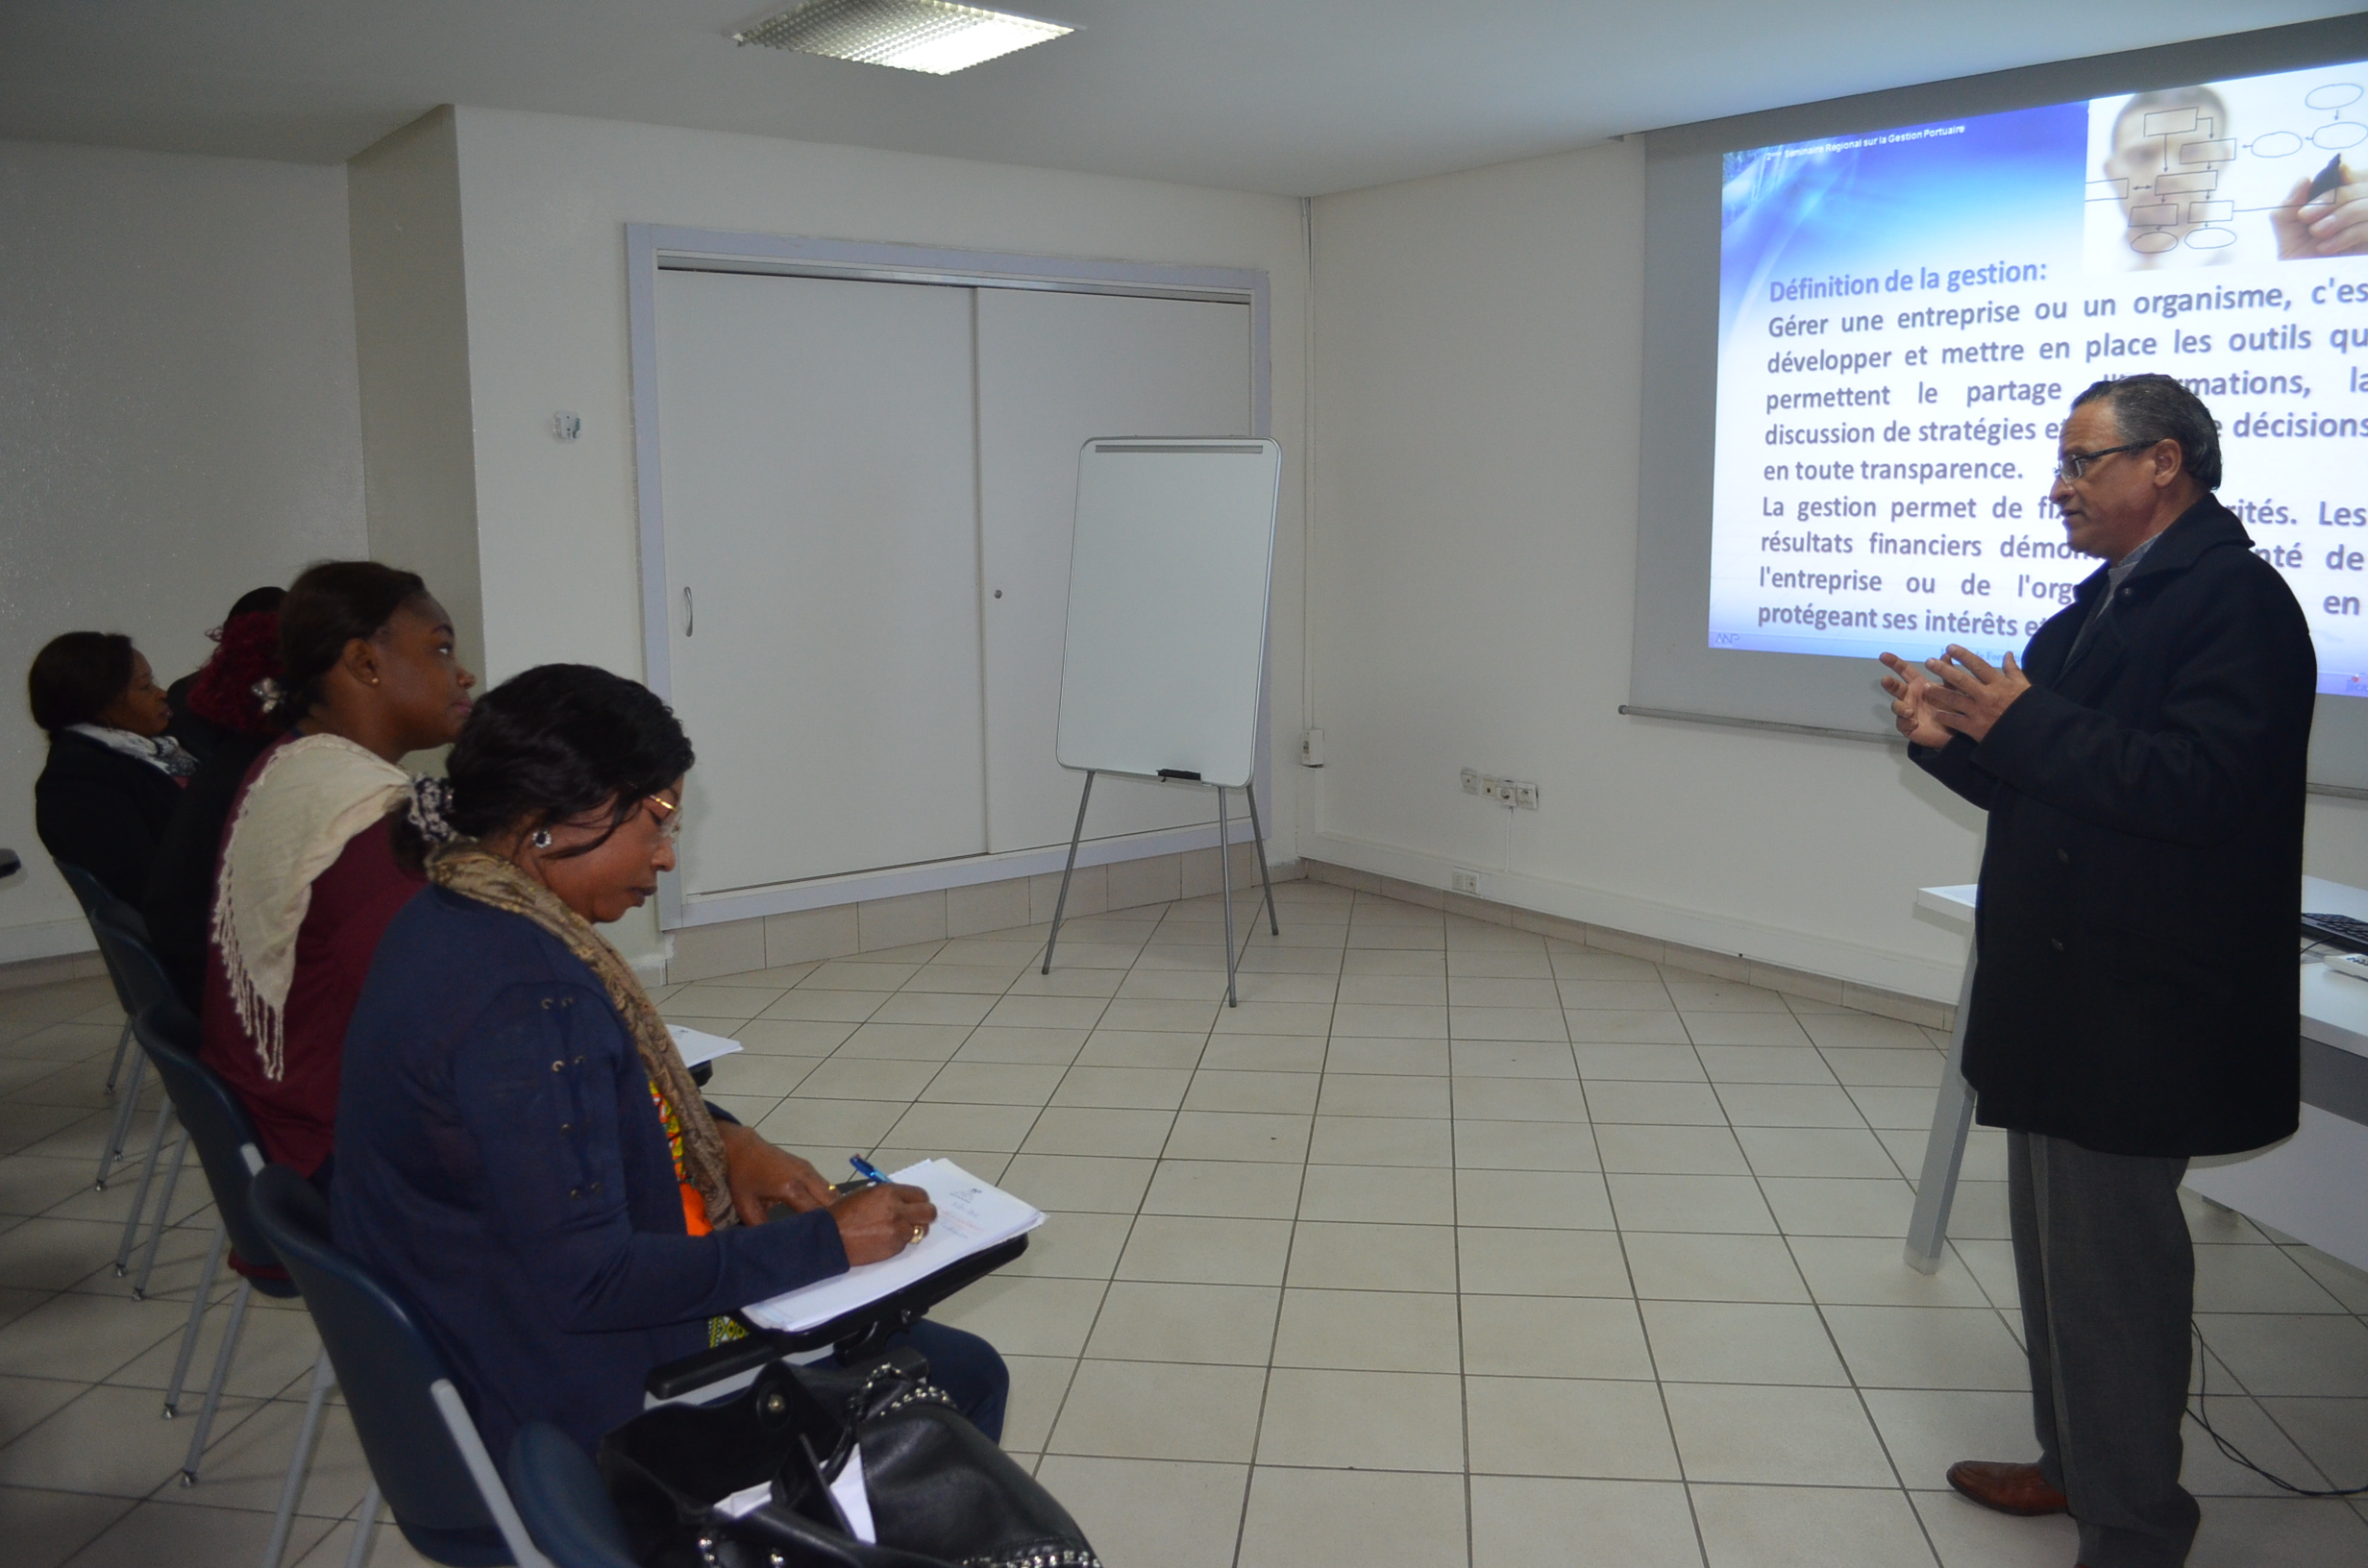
left=2185, top=1323, right=2368, bottom=1497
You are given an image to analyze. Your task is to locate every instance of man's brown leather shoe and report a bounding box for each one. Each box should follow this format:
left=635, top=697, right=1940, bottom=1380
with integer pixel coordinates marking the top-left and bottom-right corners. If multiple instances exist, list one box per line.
left=1946, top=1459, right=2069, bottom=1516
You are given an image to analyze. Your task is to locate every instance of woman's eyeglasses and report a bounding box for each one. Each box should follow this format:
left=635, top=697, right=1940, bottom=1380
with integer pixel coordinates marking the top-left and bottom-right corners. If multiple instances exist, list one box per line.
left=644, top=794, right=682, bottom=843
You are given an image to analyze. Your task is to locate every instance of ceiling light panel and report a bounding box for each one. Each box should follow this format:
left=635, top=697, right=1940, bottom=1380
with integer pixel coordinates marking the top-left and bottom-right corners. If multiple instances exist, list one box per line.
left=732, top=0, right=1072, bottom=76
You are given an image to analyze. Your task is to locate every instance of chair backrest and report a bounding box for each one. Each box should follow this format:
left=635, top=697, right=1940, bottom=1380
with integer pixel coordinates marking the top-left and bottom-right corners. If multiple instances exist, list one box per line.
left=54, top=859, right=140, bottom=1012
left=506, top=1424, right=640, bottom=1568
left=132, top=1003, right=277, bottom=1273
left=88, top=902, right=180, bottom=1026
left=54, top=858, right=133, bottom=925
left=247, top=1163, right=549, bottom=1568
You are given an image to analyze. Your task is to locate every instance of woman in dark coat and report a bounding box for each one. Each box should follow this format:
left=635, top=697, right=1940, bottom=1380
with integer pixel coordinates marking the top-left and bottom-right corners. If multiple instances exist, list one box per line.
left=29, top=630, right=191, bottom=906
left=334, top=664, right=1005, bottom=1463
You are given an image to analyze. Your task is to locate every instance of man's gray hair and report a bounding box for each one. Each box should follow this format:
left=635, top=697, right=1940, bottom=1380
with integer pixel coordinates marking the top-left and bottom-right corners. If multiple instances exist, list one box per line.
left=2071, top=374, right=2222, bottom=490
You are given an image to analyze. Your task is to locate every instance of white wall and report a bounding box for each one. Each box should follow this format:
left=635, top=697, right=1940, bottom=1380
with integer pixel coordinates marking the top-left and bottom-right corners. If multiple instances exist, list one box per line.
left=0, top=139, right=366, bottom=964
left=431, top=107, right=1312, bottom=966
left=348, top=108, right=486, bottom=684
left=1304, top=140, right=2368, bottom=1001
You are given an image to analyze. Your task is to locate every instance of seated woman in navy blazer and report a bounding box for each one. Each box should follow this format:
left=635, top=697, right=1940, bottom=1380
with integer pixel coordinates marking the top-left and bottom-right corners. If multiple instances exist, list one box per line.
left=333, top=664, right=1006, bottom=1461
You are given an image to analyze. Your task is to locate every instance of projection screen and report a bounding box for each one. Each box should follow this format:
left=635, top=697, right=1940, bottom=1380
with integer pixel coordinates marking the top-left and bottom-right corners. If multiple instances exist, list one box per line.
left=1630, top=13, right=2368, bottom=792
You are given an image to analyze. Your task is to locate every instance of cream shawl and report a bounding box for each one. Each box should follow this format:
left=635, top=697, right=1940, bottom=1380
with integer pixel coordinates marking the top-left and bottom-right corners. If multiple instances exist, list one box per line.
left=210, top=733, right=409, bottom=1081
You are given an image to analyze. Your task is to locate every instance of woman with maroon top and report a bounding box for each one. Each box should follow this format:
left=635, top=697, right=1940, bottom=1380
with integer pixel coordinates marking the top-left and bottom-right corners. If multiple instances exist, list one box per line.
left=200, top=562, right=476, bottom=1188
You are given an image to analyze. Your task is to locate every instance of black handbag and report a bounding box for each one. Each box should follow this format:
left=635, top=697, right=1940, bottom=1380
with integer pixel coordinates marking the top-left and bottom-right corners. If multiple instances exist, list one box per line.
left=600, top=1348, right=1100, bottom=1568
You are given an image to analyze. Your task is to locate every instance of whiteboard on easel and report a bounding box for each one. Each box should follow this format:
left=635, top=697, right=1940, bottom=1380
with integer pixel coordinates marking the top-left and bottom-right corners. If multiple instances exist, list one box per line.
left=1054, top=438, right=1281, bottom=791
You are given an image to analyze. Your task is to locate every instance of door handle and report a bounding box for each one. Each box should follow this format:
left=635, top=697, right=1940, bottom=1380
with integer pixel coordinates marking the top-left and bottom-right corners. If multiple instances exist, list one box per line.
left=682, top=586, right=694, bottom=637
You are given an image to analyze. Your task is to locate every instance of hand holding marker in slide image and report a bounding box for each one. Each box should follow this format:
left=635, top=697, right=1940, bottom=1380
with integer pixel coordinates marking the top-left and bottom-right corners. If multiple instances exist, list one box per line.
left=2273, top=153, right=2366, bottom=258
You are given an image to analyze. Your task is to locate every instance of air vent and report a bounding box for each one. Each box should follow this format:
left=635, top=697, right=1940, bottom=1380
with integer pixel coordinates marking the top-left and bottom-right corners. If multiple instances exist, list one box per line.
left=731, top=0, right=1072, bottom=75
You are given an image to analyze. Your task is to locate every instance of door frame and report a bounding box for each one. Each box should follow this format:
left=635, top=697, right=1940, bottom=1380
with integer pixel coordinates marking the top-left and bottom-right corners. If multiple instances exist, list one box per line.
left=626, top=224, right=1272, bottom=932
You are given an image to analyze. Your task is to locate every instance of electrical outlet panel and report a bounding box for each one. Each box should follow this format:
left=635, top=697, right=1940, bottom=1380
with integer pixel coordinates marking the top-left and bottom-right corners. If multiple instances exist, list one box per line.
left=1451, top=869, right=1480, bottom=895
left=1465, top=768, right=1540, bottom=809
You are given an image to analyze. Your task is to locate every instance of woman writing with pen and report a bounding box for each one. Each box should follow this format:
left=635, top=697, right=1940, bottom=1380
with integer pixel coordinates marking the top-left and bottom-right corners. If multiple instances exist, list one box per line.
left=330, top=663, right=1006, bottom=1465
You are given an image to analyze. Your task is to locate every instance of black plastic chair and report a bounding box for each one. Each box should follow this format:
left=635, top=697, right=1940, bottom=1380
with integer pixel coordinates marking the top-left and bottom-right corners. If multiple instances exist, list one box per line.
left=506, top=1425, right=640, bottom=1568
left=54, top=860, right=161, bottom=1188
left=247, top=1162, right=555, bottom=1568
left=94, top=911, right=197, bottom=1285
left=126, top=1006, right=304, bottom=1448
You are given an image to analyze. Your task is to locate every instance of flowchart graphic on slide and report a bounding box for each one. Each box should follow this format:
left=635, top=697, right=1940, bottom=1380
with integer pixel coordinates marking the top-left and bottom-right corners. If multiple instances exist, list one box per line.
left=2088, top=80, right=2362, bottom=263
left=1712, top=59, right=2368, bottom=696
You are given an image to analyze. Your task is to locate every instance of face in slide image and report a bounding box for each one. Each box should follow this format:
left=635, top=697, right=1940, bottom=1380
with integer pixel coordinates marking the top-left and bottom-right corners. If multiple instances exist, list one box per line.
left=2103, top=86, right=2238, bottom=266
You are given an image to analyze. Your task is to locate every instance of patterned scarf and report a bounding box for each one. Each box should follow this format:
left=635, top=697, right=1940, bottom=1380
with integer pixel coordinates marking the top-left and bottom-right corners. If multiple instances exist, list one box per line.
left=426, top=841, right=736, bottom=1231
left=68, top=723, right=198, bottom=779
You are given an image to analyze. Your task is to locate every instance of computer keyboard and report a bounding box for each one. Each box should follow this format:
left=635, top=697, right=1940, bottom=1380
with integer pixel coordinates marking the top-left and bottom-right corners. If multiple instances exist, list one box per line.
left=2301, top=912, right=2368, bottom=955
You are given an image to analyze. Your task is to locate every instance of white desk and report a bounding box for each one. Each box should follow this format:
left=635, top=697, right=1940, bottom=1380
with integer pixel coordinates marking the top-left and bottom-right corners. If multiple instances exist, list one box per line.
left=1905, top=876, right=2368, bottom=1274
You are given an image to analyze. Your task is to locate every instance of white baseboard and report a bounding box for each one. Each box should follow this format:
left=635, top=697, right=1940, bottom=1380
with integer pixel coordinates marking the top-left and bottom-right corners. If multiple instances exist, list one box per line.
left=0, top=918, right=98, bottom=967
left=1300, top=829, right=1963, bottom=1003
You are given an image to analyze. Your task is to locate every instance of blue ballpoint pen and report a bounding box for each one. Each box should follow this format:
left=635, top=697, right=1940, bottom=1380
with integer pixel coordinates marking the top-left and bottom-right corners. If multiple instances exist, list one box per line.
left=849, top=1155, right=889, bottom=1186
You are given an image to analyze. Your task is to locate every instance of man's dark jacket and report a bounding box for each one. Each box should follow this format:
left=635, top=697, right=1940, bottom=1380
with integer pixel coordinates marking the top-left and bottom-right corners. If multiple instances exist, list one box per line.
left=1912, top=496, right=2314, bottom=1158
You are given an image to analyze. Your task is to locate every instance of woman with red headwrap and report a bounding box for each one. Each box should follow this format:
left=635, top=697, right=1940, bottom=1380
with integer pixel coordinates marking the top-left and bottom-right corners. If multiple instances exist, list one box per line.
left=142, top=587, right=289, bottom=1006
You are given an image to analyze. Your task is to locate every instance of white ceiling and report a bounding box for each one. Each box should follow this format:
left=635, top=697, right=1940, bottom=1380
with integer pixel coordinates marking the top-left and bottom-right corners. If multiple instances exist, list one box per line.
left=1, top=1, right=2359, bottom=196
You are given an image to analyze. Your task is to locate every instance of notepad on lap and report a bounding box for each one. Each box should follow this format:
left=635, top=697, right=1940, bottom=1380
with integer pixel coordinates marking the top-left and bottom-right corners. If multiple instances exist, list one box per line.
left=742, top=1160, right=1045, bottom=1334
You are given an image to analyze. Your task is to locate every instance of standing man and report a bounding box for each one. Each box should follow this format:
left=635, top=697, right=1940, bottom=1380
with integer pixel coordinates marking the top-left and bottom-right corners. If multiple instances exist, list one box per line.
left=1878, top=374, right=2314, bottom=1568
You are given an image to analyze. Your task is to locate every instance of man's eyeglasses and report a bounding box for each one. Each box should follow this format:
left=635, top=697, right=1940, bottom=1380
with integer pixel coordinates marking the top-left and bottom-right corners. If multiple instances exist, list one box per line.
left=2054, top=441, right=2153, bottom=481
left=644, top=794, right=682, bottom=843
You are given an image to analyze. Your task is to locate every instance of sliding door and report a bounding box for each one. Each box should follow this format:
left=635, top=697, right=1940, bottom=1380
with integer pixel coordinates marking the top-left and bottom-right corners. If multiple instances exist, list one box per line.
left=975, top=287, right=1255, bottom=851
left=654, top=271, right=986, bottom=893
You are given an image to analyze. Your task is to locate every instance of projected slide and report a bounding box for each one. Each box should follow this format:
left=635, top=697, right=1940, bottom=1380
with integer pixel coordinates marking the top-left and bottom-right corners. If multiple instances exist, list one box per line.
left=1711, top=60, right=2368, bottom=697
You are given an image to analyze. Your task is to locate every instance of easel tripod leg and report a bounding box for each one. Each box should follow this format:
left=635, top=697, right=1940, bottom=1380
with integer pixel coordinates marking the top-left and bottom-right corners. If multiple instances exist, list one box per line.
left=1217, top=787, right=1238, bottom=1008
left=1243, top=779, right=1279, bottom=937
left=1043, top=772, right=1096, bottom=975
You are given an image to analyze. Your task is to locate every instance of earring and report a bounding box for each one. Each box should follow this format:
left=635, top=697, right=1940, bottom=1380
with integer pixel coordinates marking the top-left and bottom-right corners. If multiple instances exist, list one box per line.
left=530, top=829, right=554, bottom=849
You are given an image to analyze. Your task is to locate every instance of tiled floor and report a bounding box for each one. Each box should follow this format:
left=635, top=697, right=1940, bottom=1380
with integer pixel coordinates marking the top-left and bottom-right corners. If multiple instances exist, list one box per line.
left=4, top=878, right=2367, bottom=1566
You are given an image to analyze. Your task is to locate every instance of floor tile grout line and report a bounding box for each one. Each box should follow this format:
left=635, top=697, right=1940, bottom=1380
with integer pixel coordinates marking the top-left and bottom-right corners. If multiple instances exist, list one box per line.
left=1018, top=904, right=1191, bottom=1475
left=1681, top=980, right=1950, bottom=1567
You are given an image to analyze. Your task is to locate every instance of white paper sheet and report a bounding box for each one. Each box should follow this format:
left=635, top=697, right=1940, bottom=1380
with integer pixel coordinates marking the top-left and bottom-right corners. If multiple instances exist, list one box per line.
left=711, top=1454, right=876, bottom=1544
left=742, top=1159, right=1044, bottom=1334
left=668, top=1024, right=744, bottom=1068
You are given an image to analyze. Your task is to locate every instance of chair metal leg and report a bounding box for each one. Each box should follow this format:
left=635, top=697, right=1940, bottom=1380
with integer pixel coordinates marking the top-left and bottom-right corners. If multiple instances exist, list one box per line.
left=95, top=1018, right=138, bottom=1193
left=115, top=1094, right=176, bottom=1276
left=164, top=1220, right=230, bottom=1416
left=1243, top=779, right=1279, bottom=937
left=133, top=1124, right=192, bottom=1299
left=103, top=1014, right=133, bottom=1091
left=431, top=1380, right=555, bottom=1568
left=261, top=1347, right=334, bottom=1568
left=1041, top=771, right=1096, bottom=976
left=96, top=1045, right=148, bottom=1189
left=344, top=1483, right=382, bottom=1568
left=180, top=1275, right=253, bottom=1483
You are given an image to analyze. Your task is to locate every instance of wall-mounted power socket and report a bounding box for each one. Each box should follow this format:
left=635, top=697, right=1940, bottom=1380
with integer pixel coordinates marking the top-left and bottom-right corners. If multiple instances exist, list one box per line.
left=1465, top=768, right=1539, bottom=808
left=1450, top=868, right=1481, bottom=895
